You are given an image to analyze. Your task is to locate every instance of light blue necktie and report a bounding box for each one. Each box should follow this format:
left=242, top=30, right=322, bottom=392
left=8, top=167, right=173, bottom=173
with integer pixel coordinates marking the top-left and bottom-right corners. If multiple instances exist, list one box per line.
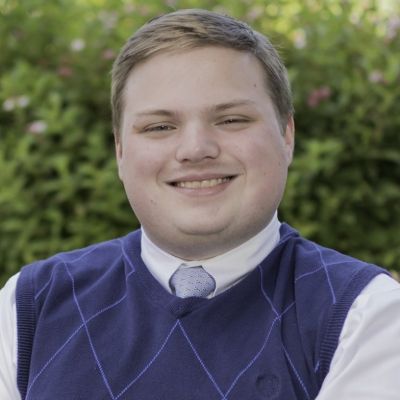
left=170, top=266, right=216, bottom=298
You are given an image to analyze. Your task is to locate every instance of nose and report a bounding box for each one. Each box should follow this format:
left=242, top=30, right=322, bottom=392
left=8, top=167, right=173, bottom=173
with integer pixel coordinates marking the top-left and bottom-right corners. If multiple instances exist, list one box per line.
left=175, top=123, right=220, bottom=163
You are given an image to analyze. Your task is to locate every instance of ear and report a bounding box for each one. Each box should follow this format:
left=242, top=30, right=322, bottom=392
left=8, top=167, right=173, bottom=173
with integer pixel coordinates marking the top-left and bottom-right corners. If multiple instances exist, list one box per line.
left=283, top=115, right=295, bottom=165
left=114, top=131, right=123, bottom=181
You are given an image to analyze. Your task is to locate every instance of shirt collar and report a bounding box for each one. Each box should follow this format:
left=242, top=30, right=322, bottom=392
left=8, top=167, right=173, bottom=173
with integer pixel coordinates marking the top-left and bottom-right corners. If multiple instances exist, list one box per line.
left=141, top=212, right=281, bottom=297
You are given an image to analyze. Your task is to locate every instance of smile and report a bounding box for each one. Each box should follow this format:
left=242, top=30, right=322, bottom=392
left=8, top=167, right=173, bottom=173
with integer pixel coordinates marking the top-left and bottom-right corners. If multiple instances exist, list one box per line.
left=172, top=176, right=235, bottom=189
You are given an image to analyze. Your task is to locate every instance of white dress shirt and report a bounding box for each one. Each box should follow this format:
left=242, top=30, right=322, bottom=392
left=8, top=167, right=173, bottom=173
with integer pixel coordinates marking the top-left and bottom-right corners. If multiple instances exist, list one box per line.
left=1, top=215, right=400, bottom=399
left=141, top=213, right=281, bottom=297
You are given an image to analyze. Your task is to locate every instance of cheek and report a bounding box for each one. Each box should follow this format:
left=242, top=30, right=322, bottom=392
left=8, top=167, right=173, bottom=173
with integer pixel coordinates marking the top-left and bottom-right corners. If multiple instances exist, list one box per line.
left=121, top=142, right=157, bottom=175
left=244, top=142, right=289, bottom=193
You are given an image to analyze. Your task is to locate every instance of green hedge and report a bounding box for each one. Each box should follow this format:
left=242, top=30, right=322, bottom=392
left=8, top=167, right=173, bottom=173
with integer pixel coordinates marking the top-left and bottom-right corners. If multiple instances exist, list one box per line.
left=1, top=0, right=399, bottom=285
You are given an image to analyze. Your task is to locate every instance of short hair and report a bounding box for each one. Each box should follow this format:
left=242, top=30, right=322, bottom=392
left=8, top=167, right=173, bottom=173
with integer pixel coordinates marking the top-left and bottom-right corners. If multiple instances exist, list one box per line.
left=111, top=8, right=294, bottom=136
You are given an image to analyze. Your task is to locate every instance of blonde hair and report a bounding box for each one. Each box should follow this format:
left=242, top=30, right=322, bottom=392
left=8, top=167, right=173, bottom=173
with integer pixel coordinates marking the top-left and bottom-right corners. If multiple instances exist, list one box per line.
left=111, top=9, right=293, bottom=135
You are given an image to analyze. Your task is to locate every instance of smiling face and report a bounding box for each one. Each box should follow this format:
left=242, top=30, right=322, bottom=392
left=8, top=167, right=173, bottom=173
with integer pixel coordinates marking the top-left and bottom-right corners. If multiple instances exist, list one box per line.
left=116, top=46, right=294, bottom=260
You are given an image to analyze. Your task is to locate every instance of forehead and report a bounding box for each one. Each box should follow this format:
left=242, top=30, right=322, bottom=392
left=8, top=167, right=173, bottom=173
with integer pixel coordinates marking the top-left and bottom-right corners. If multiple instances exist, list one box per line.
left=122, top=47, right=270, bottom=110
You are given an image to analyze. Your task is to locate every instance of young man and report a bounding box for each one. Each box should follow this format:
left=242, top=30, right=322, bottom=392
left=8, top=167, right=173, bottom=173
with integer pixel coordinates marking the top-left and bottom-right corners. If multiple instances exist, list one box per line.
left=1, top=9, right=399, bottom=400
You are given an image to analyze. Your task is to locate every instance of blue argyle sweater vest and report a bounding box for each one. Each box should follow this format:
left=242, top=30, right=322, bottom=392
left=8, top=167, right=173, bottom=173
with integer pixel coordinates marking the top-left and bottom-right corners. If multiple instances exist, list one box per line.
left=16, top=224, right=385, bottom=400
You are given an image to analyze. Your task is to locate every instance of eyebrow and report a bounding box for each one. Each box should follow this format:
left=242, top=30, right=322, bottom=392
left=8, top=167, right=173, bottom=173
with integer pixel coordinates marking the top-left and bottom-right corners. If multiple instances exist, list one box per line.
left=133, top=99, right=257, bottom=118
left=212, top=99, right=257, bottom=112
left=134, top=109, right=176, bottom=118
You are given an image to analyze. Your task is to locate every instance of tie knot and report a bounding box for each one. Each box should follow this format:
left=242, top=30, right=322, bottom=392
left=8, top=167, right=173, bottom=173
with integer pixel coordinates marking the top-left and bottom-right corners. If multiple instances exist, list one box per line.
left=170, top=266, right=216, bottom=298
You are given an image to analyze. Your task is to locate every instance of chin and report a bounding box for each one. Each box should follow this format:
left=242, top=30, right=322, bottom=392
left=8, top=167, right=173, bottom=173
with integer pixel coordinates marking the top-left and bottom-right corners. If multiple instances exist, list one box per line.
left=177, top=220, right=229, bottom=237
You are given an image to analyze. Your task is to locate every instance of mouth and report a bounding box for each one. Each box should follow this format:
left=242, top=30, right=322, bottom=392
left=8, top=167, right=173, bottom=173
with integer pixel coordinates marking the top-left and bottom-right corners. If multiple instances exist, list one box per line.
left=169, top=176, right=236, bottom=189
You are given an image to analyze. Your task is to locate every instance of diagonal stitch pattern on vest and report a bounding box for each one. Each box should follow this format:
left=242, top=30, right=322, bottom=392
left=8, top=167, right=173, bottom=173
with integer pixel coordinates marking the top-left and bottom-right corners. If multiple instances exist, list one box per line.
left=278, top=301, right=296, bottom=321
left=34, top=261, right=63, bottom=301
left=114, top=320, right=180, bottom=399
left=178, top=320, right=226, bottom=398
left=295, top=266, right=324, bottom=283
left=26, top=321, right=86, bottom=399
left=26, top=269, right=137, bottom=399
left=64, top=262, right=116, bottom=399
left=28, top=261, right=181, bottom=400
left=34, top=244, right=115, bottom=302
left=258, top=265, right=279, bottom=317
left=326, top=260, right=360, bottom=269
left=119, top=238, right=136, bottom=273
left=177, top=296, right=296, bottom=400
left=33, top=265, right=58, bottom=301
left=223, top=315, right=280, bottom=399
left=314, top=244, right=337, bottom=304
left=295, top=260, right=359, bottom=284
left=224, top=301, right=296, bottom=398
left=314, top=360, right=320, bottom=373
left=282, top=344, right=311, bottom=400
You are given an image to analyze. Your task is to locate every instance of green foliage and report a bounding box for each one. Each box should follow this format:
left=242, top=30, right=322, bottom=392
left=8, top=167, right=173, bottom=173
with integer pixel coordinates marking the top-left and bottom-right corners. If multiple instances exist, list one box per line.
left=1, top=0, right=399, bottom=285
left=279, top=0, right=400, bottom=273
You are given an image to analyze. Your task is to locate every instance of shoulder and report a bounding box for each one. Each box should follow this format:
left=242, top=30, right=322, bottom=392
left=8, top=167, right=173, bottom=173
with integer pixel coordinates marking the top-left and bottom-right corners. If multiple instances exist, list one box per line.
left=16, top=229, right=142, bottom=303
left=279, top=223, right=387, bottom=288
left=280, top=224, right=388, bottom=334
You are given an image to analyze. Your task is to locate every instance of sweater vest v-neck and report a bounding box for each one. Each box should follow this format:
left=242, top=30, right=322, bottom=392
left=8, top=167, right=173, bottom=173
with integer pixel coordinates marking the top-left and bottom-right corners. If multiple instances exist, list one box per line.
left=16, top=224, right=386, bottom=400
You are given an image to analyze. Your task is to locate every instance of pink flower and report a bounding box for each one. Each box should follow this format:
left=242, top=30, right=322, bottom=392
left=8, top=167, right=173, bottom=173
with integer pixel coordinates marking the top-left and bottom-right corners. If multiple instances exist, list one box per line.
left=3, top=96, right=30, bottom=111
left=70, top=38, right=86, bottom=52
left=102, top=49, right=116, bottom=60
left=17, top=96, right=30, bottom=108
left=57, top=66, right=73, bottom=77
left=369, top=70, right=385, bottom=84
left=246, top=6, right=264, bottom=22
left=124, top=4, right=136, bottom=13
left=386, top=16, right=400, bottom=40
left=98, top=11, right=118, bottom=30
left=27, top=120, right=47, bottom=135
left=293, top=30, right=307, bottom=49
left=3, top=98, right=16, bottom=111
left=165, top=0, right=177, bottom=7
left=307, top=86, right=332, bottom=108
left=137, top=5, right=151, bottom=16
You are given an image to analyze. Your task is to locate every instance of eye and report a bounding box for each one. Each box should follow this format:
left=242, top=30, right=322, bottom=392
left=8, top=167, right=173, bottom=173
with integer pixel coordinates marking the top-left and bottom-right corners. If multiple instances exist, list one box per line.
left=220, top=118, right=248, bottom=125
left=216, top=116, right=252, bottom=129
left=142, top=124, right=176, bottom=133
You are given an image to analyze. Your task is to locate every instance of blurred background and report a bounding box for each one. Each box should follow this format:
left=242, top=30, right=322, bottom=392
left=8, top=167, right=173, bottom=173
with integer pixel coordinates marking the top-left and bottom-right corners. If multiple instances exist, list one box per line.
left=0, top=0, right=399, bottom=285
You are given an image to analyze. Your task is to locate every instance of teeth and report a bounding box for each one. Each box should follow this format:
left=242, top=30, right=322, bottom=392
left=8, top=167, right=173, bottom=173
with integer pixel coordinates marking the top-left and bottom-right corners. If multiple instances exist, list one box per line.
left=176, top=177, right=230, bottom=189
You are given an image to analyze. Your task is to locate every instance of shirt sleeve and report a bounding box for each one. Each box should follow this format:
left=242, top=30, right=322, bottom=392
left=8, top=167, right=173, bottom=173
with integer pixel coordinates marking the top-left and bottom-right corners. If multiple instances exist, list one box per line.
left=0, top=273, right=22, bottom=400
left=316, top=273, right=400, bottom=400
